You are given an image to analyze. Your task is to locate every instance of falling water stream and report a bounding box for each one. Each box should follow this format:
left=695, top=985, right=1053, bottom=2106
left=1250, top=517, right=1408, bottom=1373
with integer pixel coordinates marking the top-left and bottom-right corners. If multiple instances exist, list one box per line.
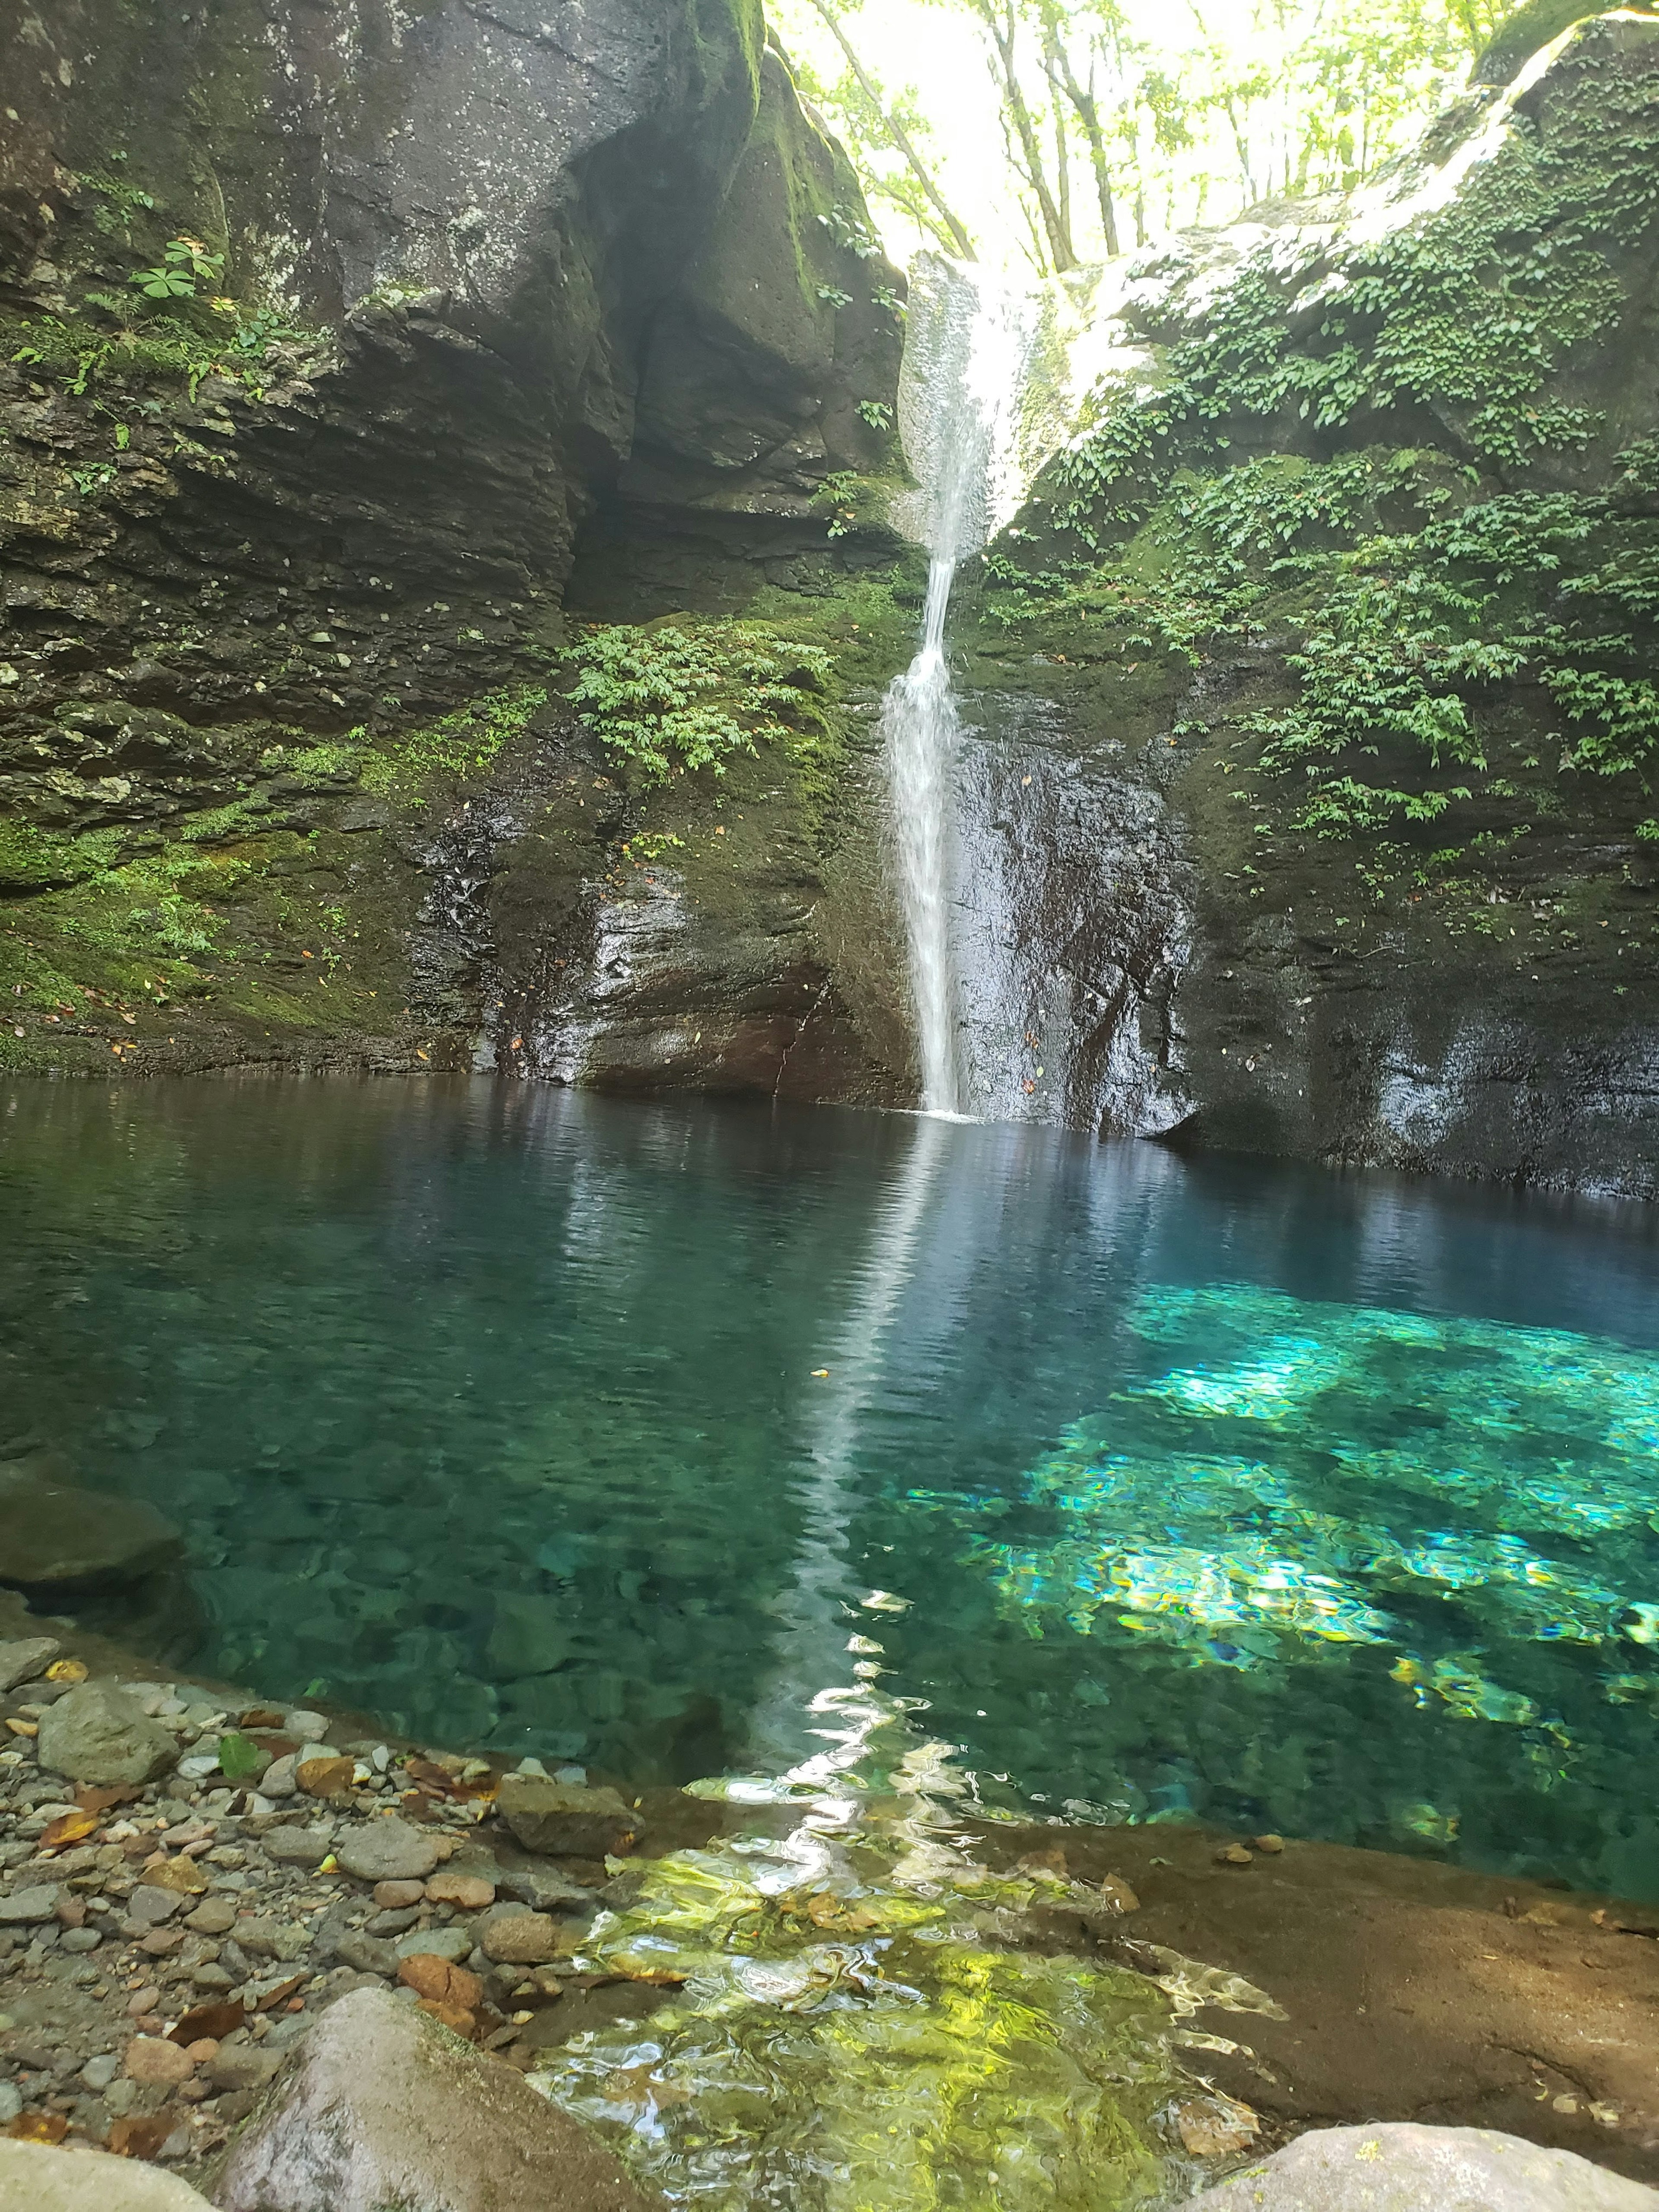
left=883, top=261, right=1049, bottom=1116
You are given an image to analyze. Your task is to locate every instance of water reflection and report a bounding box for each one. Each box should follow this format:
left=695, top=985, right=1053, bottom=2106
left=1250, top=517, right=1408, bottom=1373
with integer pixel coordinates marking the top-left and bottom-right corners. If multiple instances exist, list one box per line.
left=2, top=1079, right=1657, bottom=1894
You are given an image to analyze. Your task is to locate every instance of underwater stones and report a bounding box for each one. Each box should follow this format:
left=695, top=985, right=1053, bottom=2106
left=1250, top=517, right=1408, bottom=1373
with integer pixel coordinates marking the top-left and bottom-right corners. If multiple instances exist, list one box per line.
left=479, top=1910, right=564, bottom=1967
left=427, top=1870, right=496, bottom=1911
left=184, top=1897, right=238, bottom=1936
left=337, top=1817, right=440, bottom=1885
left=486, top=1593, right=575, bottom=1679
left=0, top=1454, right=179, bottom=1590
left=494, top=1861, right=596, bottom=1913
left=214, top=1986, right=657, bottom=2212
left=35, top=1680, right=178, bottom=1785
left=0, top=1635, right=60, bottom=1689
left=397, top=1926, right=473, bottom=1964
left=123, top=2035, right=194, bottom=2087
left=124, top=1886, right=184, bottom=1929
left=494, top=1776, right=637, bottom=1860
left=1182, top=2125, right=1659, bottom=2210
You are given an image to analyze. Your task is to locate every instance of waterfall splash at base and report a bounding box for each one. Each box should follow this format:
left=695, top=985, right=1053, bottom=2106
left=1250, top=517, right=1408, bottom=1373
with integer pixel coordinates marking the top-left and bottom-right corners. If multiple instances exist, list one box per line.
left=882, top=260, right=1048, bottom=1118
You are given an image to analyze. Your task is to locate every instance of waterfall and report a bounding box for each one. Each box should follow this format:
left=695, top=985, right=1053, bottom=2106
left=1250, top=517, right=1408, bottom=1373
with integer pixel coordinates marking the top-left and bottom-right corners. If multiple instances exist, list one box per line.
left=882, top=260, right=1050, bottom=1117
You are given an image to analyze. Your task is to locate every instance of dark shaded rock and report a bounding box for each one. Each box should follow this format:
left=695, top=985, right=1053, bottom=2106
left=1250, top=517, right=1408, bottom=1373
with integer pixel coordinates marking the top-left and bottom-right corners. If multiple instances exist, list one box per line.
left=214, top=1986, right=658, bottom=2211
left=0, top=1455, right=180, bottom=1590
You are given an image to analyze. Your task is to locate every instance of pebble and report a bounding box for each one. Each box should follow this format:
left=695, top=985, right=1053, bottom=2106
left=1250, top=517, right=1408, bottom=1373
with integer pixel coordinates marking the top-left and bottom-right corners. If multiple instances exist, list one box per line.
left=127, top=1987, right=162, bottom=2017
left=185, top=1897, right=239, bottom=1935
left=124, top=2035, right=195, bottom=2086
left=1216, top=1843, right=1255, bottom=1867
left=1253, top=1833, right=1285, bottom=1854
left=262, top=1754, right=299, bottom=1798
left=480, top=1911, right=562, bottom=1966
left=396, top=1925, right=471, bottom=1963
left=297, top=1756, right=356, bottom=1800
left=60, top=1926, right=102, bottom=1952
left=284, top=1711, right=329, bottom=1740
left=0, top=2085, right=20, bottom=2125
left=426, top=1872, right=494, bottom=1912
left=337, top=1819, right=439, bottom=1885
left=263, top=1825, right=334, bottom=1868
left=80, top=2054, right=120, bottom=2092
left=334, top=1932, right=400, bottom=1979
left=366, top=1907, right=422, bottom=1936
left=0, top=1884, right=60, bottom=1923
left=373, top=1880, right=426, bottom=1910
left=126, top=1884, right=184, bottom=1926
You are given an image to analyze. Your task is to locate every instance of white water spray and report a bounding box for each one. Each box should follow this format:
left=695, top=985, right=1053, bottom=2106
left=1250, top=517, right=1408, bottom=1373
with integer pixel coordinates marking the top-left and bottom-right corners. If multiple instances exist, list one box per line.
left=883, top=261, right=1050, bottom=1116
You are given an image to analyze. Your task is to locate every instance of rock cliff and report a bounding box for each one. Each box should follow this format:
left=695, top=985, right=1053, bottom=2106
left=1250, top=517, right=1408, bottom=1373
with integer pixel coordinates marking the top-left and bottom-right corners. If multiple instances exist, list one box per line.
left=0, top=0, right=909, bottom=1096
left=6, top=2, right=1659, bottom=1198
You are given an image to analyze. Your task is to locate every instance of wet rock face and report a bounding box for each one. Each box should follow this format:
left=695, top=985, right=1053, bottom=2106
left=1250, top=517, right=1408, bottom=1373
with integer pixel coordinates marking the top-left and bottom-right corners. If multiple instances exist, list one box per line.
left=0, top=0, right=902, bottom=822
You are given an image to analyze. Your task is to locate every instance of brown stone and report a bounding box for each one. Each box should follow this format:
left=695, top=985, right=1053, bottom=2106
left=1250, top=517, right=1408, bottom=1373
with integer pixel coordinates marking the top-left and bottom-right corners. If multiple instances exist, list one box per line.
left=146, top=1855, right=209, bottom=1895
left=425, top=1870, right=495, bottom=1911
left=297, top=1756, right=356, bottom=1800
left=415, top=1998, right=478, bottom=2040
left=480, top=1911, right=563, bottom=1966
left=124, top=2035, right=194, bottom=2086
left=398, top=1954, right=484, bottom=2012
left=373, top=1880, right=426, bottom=1910
left=168, top=2000, right=244, bottom=2046
left=493, top=1775, right=638, bottom=1860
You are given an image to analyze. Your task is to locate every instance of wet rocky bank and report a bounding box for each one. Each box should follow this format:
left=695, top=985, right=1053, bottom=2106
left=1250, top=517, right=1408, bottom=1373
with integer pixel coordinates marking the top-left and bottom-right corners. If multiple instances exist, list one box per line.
left=2, top=1588, right=1655, bottom=2208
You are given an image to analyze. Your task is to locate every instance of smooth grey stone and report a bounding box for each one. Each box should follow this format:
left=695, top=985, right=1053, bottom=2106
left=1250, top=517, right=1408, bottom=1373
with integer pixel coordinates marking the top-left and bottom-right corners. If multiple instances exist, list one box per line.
left=1184, top=2125, right=1659, bottom=2211
left=0, top=1882, right=60, bottom=1923
left=214, top=1988, right=654, bottom=2211
left=335, top=1819, right=438, bottom=1885
left=394, top=1924, right=470, bottom=1963
left=36, top=1679, right=178, bottom=1786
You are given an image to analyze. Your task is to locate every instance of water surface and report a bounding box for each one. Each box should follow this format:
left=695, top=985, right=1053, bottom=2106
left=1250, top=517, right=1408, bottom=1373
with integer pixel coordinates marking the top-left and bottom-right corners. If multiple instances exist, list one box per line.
left=3, top=1078, right=1658, bottom=1897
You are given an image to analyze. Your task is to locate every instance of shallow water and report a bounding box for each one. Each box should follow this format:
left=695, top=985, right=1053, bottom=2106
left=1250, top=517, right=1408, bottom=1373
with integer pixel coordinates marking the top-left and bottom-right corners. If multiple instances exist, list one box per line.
left=3, top=1078, right=1659, bottom=1897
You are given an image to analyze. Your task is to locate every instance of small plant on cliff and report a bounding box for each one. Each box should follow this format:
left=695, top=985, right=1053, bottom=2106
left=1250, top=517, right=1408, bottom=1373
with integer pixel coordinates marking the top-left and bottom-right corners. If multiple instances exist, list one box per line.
left=130, top=236, right=225, bottom=301
left=562, top=624, right=835, bottom=784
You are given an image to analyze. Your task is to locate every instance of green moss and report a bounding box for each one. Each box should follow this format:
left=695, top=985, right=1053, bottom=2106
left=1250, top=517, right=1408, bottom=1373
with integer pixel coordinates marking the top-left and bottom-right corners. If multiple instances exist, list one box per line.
left=1475, top=0, right=1654, bottom=84
left=358, top=683, right=549, bottom=802
left=563, top=621, right=835, bottom=784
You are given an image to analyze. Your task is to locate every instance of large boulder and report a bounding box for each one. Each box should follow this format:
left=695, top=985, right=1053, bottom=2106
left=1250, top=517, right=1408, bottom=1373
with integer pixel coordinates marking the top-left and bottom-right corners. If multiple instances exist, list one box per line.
left=1185, top=2125, right=1659, bottom=2210
left=0, top=1455, right=180, bottom=1591
left=0, top=2139, right=212, bottom=2209
left=35, top=1679, right=178, bottom=1786
left=213, top=1985, right=657, bottom=2212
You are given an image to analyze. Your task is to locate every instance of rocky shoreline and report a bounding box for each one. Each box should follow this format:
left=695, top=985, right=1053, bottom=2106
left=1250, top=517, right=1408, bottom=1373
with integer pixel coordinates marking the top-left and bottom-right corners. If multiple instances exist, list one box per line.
left=3, top=1611, right=1658, bottom=2210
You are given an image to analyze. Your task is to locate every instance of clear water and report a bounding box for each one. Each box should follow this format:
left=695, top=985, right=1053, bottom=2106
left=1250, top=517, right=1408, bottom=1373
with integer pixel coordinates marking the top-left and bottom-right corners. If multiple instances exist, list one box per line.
left=3, top=1079, right=1659, bottom=1899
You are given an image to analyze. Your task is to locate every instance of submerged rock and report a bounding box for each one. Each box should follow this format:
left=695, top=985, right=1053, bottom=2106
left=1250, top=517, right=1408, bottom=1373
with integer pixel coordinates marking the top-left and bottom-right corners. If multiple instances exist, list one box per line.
left=35, top=1679, right=178, bottom=1785
left=1184, top=2125, right=1659, bottom=2209
left=214, top=1985, right=657, bottom=2212
left=495, top=1775, right=638, bottom=1859
left=0, top=2139, right=212, bottom=2208
left=0, top=1454, right=180, bottom=1590
left=336, top=1818, right=440, bottom=1884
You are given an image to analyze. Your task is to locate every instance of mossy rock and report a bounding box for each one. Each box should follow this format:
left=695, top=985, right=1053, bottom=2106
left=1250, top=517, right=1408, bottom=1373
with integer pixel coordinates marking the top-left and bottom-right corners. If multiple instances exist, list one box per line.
left=1474, top=0, right=1657, bottom=82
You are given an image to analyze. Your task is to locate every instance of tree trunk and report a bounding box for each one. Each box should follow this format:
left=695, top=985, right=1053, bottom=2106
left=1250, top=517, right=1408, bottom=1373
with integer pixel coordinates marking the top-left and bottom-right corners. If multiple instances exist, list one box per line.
left=803, top=0, right=977, bottom=259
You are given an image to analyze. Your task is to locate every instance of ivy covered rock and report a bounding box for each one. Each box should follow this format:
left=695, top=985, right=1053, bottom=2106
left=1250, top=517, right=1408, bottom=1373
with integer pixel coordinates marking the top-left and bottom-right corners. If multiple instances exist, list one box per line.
left=962, top=10, right=1659, bottom=1192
